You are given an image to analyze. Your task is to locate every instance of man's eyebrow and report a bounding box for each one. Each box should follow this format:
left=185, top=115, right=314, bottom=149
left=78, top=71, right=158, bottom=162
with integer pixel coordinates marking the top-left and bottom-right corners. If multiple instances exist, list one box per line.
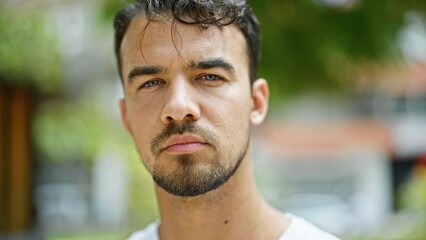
left=189, top=58, right=235, bottom=74
left=127, top=65, right=166, bottom=83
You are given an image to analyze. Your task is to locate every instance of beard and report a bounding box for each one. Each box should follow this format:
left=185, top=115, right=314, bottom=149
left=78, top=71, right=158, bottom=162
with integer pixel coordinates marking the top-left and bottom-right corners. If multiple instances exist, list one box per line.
left=150, top=121, right=250, bottom=197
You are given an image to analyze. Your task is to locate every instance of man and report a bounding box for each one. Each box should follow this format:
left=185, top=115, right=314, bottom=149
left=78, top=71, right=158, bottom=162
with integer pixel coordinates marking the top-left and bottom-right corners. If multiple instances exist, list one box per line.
left=114, top=0, right=340, bottom=239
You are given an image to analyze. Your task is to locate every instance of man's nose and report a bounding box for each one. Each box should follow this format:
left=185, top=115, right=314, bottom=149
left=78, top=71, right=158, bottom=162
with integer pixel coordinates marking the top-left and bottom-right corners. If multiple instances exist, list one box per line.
left=161, top=77, right=200, bottom=124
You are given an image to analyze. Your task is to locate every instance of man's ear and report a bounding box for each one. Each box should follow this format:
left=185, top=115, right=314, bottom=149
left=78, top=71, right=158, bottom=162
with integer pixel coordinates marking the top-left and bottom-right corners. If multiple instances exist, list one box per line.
left=119, top=98, right=132, bottom=133
left=251, top=78, right=269, bottom=126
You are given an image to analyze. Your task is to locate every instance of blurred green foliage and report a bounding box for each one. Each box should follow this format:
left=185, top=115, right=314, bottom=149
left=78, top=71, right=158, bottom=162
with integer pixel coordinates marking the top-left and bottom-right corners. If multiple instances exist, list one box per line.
left=50, top=232, right=128, bottom=240
left=399, top=165, right=426, bottom=238
left=251, top=0, right=426, bottom=99
left=0, top=5, right=62, bottom=93
left=33, top=100, right=115, bottom=162
left=400, top=166, right=426, bottom=211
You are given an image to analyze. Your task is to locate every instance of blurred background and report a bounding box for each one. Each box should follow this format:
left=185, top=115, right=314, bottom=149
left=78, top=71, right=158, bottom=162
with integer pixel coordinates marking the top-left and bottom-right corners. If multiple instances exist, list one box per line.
left=1, top=0, right=426, bottom=239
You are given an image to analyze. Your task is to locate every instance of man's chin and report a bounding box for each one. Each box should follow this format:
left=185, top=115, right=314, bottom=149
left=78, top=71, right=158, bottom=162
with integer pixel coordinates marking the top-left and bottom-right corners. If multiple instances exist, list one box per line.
left=154, top=177, right=225, bottom=197
left=152, top=155, right=242, bottom=197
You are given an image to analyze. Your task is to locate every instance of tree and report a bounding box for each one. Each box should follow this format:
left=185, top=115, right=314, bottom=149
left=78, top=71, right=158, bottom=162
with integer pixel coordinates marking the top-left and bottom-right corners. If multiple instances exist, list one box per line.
left=0, top=4, right=62, bottom=93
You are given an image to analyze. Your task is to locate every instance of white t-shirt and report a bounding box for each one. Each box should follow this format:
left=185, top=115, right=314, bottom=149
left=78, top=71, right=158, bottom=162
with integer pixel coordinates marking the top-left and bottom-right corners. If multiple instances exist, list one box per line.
left=127, top=214, right=340, bottom=240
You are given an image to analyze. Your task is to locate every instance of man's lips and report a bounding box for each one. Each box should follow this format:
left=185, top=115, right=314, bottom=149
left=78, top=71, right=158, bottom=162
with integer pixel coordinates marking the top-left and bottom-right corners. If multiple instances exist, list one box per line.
left=162, top=134, right=207, bottom=154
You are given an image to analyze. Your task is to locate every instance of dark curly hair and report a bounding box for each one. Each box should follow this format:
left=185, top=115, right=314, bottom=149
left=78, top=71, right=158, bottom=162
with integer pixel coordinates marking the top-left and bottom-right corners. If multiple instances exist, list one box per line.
left=114, top=0, right=260, bottom=83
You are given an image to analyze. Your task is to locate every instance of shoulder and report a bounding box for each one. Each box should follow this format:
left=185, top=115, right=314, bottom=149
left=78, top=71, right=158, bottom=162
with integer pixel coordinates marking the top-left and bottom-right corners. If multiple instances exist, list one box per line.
left=127, top=221, right=160, bottom=240
left=279, top=214, right=340, bottom=240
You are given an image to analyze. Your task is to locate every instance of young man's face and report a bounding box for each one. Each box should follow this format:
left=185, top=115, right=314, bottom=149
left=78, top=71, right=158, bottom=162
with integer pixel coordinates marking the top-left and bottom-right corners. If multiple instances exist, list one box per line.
left=119, top=14, right=268, bottom=197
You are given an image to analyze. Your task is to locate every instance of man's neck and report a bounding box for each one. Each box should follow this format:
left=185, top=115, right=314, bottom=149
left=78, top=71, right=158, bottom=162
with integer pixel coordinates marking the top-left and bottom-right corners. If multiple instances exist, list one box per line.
left=154, top=152, right=291, bottom=240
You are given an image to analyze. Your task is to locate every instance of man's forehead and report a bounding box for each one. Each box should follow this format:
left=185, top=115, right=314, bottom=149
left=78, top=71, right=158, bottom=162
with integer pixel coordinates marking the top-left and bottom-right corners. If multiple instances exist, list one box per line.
left=120, top=13, right=247, bottom=63
left=122, top=13, right=233, bottom=47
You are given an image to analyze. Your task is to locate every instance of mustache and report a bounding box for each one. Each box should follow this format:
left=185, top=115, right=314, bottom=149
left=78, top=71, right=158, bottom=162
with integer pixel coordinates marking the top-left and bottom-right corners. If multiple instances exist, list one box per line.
left=151, top=121, right=219, bottom=157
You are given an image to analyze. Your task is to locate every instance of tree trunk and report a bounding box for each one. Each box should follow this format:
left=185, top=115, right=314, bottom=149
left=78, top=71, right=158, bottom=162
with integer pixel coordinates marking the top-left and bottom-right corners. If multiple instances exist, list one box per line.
left=0, top=86, right=33, bottom=233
